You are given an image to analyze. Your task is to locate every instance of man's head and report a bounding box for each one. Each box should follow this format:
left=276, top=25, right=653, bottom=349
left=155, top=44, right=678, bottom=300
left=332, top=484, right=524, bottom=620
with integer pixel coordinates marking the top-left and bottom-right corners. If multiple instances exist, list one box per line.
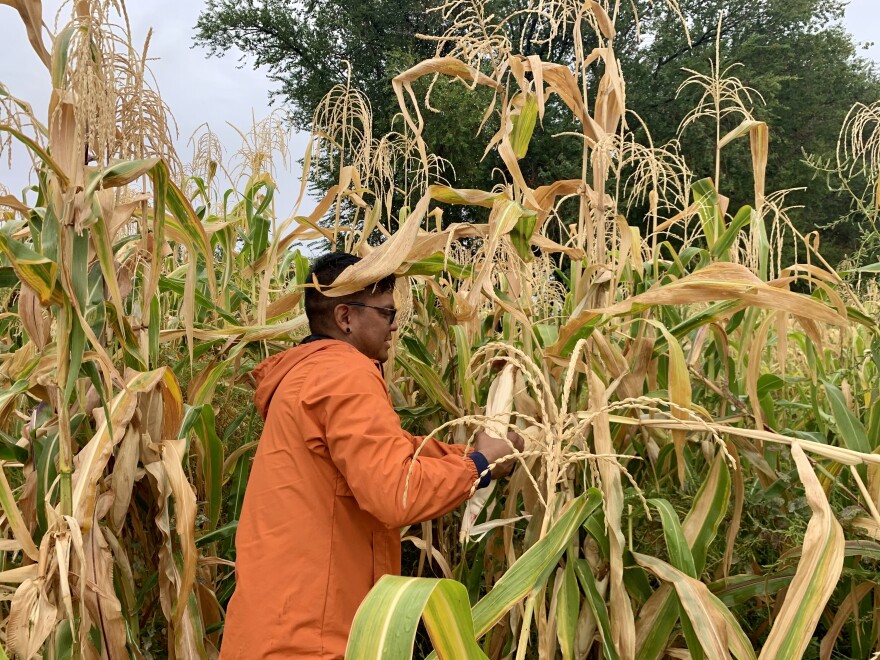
left=304, top=252, right=398, bottom=363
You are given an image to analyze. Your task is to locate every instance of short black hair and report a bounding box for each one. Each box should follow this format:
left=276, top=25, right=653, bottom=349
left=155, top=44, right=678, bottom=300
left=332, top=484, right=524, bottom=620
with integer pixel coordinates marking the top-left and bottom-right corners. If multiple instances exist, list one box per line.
left=304, top=252, right=396, bottom=333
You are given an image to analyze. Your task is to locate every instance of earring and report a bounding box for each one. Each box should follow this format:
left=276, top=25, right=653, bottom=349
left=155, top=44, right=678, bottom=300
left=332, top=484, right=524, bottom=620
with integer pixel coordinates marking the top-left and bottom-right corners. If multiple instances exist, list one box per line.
left=345, top=328, right=351, bottom=334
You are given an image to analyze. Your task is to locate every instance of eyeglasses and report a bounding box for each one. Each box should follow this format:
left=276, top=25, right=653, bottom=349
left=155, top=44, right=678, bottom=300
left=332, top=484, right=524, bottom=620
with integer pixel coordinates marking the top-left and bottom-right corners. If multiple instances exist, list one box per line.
left=346, top=302, right=397, bottom=325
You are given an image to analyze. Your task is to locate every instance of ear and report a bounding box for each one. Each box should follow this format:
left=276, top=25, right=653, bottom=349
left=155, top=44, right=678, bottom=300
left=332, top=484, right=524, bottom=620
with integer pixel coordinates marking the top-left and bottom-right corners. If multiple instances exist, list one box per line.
left=332, top=303, right=353, bottom=333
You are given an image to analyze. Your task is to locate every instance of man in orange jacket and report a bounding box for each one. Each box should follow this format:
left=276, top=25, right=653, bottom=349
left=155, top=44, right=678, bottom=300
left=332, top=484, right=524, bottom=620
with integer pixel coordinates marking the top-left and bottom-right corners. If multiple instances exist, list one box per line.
left=220, top=252, right=522, bottom=659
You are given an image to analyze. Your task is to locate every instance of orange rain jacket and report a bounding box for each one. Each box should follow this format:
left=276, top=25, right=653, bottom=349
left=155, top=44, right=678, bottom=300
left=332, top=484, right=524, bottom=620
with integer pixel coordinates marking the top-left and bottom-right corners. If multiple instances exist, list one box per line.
left=219, top=339, right=482, bottom=659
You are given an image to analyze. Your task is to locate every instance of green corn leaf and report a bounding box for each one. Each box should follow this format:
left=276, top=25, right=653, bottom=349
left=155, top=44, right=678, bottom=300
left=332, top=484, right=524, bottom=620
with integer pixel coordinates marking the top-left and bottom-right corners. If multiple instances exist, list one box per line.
left=510, top=211, right=538, bottom=262
left=636, top=454, right=730, bottom=660
left=196, top=521, right=238, bottom=548
left=179, top=405, right=224, bottom=530
left=0, top=430, right=27, bottom=463
left=510, top=93, right=538, bottom=158
left=708, top=571, right=795, bottom=607
left=346, top=576, right=488, bottom=660
left=470, top=489, right=603, bottom=637
left=555, top=557, right=579, bottom=660
left=573, top=559, right=619, bottom=660
left=711, top=205, right=752, bottom=260
left=397, top=352, right=461, bottom=416
left=691, top=178, right=724, bottom=250
left=648, top=499, right=696, bottom=577
left=451, top=325, right=475, bottom=408
left=84, top=158, right=161, bottom=197
left=399, top=253, right=473, bottom=279
left=823, top=381, right=871, bottom=455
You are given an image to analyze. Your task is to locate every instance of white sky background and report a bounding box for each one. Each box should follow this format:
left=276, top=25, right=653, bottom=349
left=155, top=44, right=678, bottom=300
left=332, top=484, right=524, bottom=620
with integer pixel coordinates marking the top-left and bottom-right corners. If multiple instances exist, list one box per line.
left=1, top=0, right=878, bottom=211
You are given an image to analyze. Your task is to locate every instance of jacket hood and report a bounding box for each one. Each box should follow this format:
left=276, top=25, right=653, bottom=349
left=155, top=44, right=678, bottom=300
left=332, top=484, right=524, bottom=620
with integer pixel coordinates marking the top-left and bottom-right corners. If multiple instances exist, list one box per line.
left=253, top=340, right=356, bottom=419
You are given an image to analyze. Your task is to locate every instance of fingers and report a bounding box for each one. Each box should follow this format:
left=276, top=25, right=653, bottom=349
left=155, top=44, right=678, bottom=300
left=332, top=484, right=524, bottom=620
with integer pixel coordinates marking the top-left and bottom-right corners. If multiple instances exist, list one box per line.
left=506, top=430, right=525, bottom=452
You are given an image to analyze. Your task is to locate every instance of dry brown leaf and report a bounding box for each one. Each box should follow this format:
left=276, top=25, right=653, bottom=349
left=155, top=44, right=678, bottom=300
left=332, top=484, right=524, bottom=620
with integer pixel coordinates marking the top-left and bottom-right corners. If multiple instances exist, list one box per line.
left=81, top=526, right=128, bottom=658
left=589, top=374, right=636, bottom=659
left=109, top=425, right=141, bottom=533
left=265, top=290, right=303, bottom=319
left=323, top=191, right=431, bottom=297
left=549, top=262, right=847, bottom=356
left=17, top=283, right=50, bottom=349
left=6, top=578, right=57, bottom=659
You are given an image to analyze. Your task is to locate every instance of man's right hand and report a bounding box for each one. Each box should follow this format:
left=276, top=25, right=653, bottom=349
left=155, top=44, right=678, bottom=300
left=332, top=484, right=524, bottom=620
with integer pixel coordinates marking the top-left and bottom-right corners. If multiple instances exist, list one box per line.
left=474, top=430, right=524, bottom=479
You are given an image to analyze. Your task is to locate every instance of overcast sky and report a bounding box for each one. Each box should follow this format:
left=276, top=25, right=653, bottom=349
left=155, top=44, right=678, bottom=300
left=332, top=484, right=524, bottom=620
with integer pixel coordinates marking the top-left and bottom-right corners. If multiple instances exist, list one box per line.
left=1, top=0, right=878, bottom=216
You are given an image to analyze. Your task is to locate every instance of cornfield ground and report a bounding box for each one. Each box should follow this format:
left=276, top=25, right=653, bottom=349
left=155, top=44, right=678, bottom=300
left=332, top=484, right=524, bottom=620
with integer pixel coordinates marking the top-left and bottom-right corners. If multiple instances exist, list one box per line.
left=1, top=0, right=880, bottom=658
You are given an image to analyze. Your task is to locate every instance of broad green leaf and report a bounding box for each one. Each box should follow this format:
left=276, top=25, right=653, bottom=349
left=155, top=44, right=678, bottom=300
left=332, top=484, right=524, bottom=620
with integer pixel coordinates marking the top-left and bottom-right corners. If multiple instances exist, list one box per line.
left=400, top=253, right=473, bottom=279
left=471, top=489, right=603, bottom=637
left=691, top=178, right=724, bottom=250
left=180, top=405, right=224, bottom=530
left=451, top=325, right=474, bottom=407
left=397, top=352, right=461, bottom=416
left=428, top=185, right=502, bottom=207
left=711, top=205, right=752, bottom=260
left=647, top=499, right=703, bottom=660
left=636, top=454, right=730, bottom=660
left=0, top=430, right=27, bottom=463
left=510, top=93, right=538, bottom=158
left=34, top=432, right=59, bottom=539
left=555, top=558, right=579, bottom=660
left=0, top=266, right=17, bottom=288
left=158, top=276, right=238, bottom=324
left=708, top=571, right=795, bottom=607
left=850, top=261, right=880, bottom=273
left=573, top=560, right=619, bottom=660
left=346, top=576, right=487, bottom=660
left=510, top=212, right=538, bottom=262
left=648, top=499, right=696, bottom=577
left=84, top=158, right=161, bottom=197
left=823, top=382, right=871, bottom=456
left=682, top=453, right=731, bottom=574
left=196, top=521, right=238, bottom=548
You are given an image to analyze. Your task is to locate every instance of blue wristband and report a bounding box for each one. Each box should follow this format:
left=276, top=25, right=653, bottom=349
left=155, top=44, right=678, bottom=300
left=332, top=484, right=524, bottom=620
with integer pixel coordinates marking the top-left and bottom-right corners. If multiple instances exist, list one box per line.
left=468, top=452, right=492, bottom=489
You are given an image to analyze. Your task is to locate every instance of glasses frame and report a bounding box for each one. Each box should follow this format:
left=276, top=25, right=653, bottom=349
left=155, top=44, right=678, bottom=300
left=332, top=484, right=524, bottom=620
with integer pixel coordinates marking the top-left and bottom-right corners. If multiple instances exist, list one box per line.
left=346, top=301, right=398, bottom=325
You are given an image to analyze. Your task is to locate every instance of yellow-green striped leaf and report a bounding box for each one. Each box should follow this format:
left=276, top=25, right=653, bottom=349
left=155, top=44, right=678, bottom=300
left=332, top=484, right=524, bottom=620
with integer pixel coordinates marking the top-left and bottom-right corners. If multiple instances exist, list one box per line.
left=346, top=576, right=487, bottom=660
left=758, top=443, right=845, bottom=659
left=471, top=489, right=603, bottom=636
left=634, top=553, right=756, bottom=660
left=0, top=230, right=58, bottom=304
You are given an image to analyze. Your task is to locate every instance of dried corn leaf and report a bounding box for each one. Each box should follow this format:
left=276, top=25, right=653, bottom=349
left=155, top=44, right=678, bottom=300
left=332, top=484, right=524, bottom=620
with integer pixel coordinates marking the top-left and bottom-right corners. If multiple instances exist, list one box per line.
left=758, top=443, right=844, bottom=659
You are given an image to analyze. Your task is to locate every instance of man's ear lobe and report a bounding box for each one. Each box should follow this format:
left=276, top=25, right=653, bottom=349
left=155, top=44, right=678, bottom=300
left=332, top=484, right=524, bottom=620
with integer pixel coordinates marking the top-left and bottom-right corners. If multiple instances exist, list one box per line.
left=332, top=303, right=349, bottom=332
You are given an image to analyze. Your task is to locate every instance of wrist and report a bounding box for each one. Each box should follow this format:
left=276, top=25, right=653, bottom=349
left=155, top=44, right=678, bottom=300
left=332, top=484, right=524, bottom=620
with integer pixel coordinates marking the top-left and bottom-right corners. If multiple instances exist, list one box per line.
left=468, top=451, right=492, bottom=489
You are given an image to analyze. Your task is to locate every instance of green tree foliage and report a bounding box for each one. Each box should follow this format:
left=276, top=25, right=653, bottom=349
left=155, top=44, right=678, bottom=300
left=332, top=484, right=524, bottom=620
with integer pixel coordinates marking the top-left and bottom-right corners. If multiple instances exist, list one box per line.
left=194, top=0, right=880, bottom=261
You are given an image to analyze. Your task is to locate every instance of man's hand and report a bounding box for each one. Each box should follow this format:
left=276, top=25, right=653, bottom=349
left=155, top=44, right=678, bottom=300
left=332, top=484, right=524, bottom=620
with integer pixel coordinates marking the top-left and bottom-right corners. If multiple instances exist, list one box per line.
left=474, top=430, right=524, bottom=479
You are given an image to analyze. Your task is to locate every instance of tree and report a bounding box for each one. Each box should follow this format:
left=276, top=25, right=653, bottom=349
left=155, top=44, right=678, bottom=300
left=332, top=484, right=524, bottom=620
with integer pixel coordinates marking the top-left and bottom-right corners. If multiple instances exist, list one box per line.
left=194, top=0, right=880, bottom=262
